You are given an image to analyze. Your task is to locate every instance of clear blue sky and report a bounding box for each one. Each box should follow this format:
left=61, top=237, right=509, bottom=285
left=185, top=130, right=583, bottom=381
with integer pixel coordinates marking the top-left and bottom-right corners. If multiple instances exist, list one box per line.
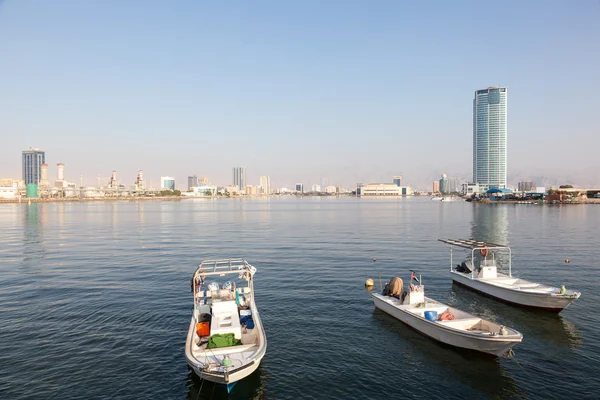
left=1, top=0, right=598, bottom=190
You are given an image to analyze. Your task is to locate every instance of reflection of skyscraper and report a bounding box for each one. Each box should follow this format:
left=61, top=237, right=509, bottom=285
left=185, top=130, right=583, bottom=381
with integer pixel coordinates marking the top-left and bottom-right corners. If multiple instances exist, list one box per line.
left=471, top=205, right=509, bottom=266
left=473, top=86, right=508, bottom=190
left=22, top=147, right=45, bottom=185
left=233, top=167, right=246, bottom=191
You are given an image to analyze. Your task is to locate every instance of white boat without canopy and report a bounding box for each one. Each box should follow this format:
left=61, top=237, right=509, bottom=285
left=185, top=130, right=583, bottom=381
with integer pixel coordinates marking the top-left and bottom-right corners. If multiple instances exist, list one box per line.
left=185, top=259, right=267, bottom=393
left=370, top=273, right=522, bottom=357
left=439, top=239, right=581, bottom=313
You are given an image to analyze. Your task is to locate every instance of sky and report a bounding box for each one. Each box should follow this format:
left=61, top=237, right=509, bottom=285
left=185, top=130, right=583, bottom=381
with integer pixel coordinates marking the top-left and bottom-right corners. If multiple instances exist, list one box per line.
left=1, top=0, right=599, bottom=190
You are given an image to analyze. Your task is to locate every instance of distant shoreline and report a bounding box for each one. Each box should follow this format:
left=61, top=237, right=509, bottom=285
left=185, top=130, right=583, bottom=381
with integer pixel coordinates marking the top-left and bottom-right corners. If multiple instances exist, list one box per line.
left=1, top=196, right=599, bottom=205
left=0, top=196, right=186, bottom=204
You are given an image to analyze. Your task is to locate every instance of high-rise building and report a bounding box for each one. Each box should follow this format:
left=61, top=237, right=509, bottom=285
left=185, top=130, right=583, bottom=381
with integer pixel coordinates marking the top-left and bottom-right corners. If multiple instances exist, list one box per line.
left=161, top=176, right=175, bottom=190
left=448, top=177, right=459, bottom=193
left=439, top=174, right=449, bottom=193
left=135, top=170, right=145, bottom=190
left=22, top=147, right=45, bottom=185
left=432, top=181, right=440, bottom=193
left=295, top=183, right=304, bottom=193
left=473, top=86, right=508, bottom=190
left=518, top=181, right=535, bottom=192
left=233, top=167, right=246, bottom=191
left=259, top=176, right=271, bottom=195
left=392, top=176, right=402, bottom=186
left=188, top=175, right=199, bottom=190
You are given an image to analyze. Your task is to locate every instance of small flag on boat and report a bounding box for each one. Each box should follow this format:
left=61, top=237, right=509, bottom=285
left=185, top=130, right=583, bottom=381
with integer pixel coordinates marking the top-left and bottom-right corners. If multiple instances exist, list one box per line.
left=411, top=271, right=420, bottom=283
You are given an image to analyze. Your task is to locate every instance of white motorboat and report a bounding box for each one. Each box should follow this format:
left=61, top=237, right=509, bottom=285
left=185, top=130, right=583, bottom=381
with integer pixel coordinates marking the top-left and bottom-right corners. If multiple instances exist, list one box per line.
left=185, top=259, right=267, bottom=393
left=370, top=274, right=522, bottom=357
left=431, top=196, right=443, bottom=201
left=441, top=196, right=456, bottom=202
left=439, top=239, right=581, bottom=313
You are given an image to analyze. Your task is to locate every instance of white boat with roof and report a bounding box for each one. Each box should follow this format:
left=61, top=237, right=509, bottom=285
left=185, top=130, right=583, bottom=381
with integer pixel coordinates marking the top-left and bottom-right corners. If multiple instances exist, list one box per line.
left=369, top=272, right=522, bottom=357
left=185, top=259, right=266, bottom=393
left=439, top=239, right=581, bottom=313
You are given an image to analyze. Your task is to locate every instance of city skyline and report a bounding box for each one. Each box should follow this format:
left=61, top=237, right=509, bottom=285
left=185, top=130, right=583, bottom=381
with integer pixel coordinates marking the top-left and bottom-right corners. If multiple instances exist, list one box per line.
left=1, top=2, right=599, bottom=189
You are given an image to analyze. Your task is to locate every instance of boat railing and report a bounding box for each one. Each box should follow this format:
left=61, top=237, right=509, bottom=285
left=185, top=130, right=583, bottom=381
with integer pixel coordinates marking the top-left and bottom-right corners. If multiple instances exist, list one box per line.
left=439, top=239, right=512, bottom=277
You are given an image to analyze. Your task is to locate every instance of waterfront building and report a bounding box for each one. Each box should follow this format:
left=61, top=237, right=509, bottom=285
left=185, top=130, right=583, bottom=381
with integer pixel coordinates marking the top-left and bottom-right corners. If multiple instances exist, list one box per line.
left=161, top=176, right=175, bottom=190
left=245, top=185, right=257, bottom=195
left=223, top=185, right=240, bottom=195
left=199, top=177, right=209, bottom=185
left=462, top=183, right=481, bottom=196
left=185, top=185, right=216, bottom=196
left=518, top=181, right=536, bottom=192
left=108, top=170, right=119, bottom=188
left=473, top=86, right=508, bottom=190
left=22, top=147, right=45, bottom=185
left=295, top=183, right=304, bottom=193
left=360, top=183, right=413, bottom=196
left=135, top=170, right=145, bottom=190
left=448, top=177, right=460, bottom=193
left=259, top=176, right=271, bottom=195
left=0, top=179, right=19, bottom=199
left=311, top=184, right=321, bottom=192
left=324, top=185, right=337, bottom=194
left=188, top=175, right=199, bottom=190
left=233, top=167, right=246, bottom=191
left=432, top=181, right=440, bottom=193
left=393, top=176, right=402, bottom=187
left=439, top=174, right=449, bottom=194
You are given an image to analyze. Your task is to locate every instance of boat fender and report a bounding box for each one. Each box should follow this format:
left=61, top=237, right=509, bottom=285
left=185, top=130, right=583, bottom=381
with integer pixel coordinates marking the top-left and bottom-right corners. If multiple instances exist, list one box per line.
left=365, top=278, right=374, bottom=287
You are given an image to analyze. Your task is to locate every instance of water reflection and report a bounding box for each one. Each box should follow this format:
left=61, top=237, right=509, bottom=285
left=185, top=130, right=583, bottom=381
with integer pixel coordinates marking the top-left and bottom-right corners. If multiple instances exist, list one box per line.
left=186, top=364, right=266, bottom=400
left=470, top=204, right=511, bottom=272
left=371, top=309, right=524, bottom=399
left=22, top=203, right=46, bottom=263
left=450, top=284, right=582, bottom=350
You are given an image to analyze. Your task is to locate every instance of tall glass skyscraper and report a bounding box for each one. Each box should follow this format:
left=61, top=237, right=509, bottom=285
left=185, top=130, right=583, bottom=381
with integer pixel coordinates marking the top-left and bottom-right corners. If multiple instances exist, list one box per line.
left=22, top=147, right=46, bottom=185
left=233, top=167, right=246, bottom=190
left=473, top=86, right=507, bottom=190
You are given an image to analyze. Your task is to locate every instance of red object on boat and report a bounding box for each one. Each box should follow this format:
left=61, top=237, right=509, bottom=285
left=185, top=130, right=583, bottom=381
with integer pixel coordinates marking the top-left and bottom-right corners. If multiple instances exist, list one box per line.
left=196, top=322, right=210, bottom=336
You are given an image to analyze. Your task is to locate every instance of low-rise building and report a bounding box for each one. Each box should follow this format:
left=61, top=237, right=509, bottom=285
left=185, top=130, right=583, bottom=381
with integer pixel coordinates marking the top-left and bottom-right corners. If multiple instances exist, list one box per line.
left=0, top=179, right=19, bottom=199
left=360, top=183, right=413, bottom=196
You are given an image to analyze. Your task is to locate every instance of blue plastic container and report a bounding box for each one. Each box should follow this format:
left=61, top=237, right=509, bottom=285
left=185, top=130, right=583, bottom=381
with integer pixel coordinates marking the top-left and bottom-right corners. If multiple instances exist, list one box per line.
left=424, top=311, right=438, bottom=322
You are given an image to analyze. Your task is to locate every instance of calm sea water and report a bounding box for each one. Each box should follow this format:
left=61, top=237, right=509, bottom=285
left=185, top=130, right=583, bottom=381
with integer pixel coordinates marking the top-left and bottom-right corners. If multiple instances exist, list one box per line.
left=0, top=198, right=598, bottom=399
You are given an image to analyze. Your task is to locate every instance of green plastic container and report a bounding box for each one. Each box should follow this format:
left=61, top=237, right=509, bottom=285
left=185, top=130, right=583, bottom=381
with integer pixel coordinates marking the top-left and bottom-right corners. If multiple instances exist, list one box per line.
left=26, top=184, right=38, bottom=198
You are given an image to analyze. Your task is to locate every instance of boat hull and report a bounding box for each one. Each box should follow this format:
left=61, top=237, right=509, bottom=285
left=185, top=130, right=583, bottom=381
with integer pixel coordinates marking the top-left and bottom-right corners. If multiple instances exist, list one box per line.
left=371, top=294, right=520, bottom=357
left=185, top=315, right=266, bottom=389
left=451, top=271, right=578, bottom=313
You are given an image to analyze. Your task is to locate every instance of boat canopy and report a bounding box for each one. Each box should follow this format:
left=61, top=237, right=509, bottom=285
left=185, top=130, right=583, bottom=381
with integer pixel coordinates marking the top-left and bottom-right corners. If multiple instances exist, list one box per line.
left=196, top=258, right=254, bottom=277
left=438, top=238, right=509, bottom=250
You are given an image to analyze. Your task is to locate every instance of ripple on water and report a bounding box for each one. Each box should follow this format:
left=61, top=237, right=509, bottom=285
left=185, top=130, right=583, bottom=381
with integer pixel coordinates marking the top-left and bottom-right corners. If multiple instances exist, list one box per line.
left=0, top=199, right=599, bottom=399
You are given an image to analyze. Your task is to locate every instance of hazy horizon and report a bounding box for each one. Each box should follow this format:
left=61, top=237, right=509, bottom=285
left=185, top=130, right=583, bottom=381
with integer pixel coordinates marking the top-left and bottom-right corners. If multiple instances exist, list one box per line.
left=1, top=1, right=599, bottom=190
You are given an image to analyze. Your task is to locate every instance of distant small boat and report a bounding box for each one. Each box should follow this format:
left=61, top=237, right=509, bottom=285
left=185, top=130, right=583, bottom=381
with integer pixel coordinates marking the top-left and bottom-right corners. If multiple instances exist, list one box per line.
left=431, top=196, right=443, bottom=201
left=441, top=196, right=456, bottom=202
left=439, top=239, right=581, bottom=312
left=369, top=273, right=522, bottom=357
left=185, top=259, right=267, bottom=392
